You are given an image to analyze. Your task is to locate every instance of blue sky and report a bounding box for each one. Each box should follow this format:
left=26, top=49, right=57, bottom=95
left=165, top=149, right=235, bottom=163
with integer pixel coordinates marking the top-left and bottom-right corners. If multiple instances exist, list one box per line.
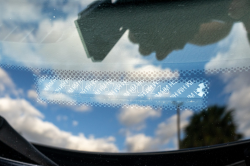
left=1, top=0, right=250, bottom=153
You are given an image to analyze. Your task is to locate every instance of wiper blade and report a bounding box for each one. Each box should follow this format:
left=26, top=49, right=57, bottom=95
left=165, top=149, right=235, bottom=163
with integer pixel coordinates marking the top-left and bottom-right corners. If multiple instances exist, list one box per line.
left=0, top=116, right=58, bottom=166
left=0, top=156, right=39, bottom=166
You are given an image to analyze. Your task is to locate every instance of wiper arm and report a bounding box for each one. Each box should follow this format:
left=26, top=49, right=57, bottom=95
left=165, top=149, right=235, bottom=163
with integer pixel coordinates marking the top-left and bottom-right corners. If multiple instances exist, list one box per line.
left=0, top=116, right=58, bottom=166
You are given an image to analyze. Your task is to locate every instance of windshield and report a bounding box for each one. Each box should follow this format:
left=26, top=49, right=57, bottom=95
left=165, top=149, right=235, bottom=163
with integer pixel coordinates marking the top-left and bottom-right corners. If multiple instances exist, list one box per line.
left=0, top=0, right=250, bottom=153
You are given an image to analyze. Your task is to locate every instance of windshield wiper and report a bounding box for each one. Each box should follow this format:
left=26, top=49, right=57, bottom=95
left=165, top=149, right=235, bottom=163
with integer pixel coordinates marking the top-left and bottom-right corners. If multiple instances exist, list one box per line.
left=0, top=116, right=58, bottom=166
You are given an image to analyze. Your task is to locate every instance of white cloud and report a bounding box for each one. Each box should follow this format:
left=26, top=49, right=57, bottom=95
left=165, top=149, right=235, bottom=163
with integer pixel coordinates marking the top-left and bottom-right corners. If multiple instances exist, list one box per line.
left=0, top=68, right=117, bottom=152
left=0, top=0, right=43, bottom=23
left=0, top=97, right=118, bottom=152
left=27, top=89, right=38, bottom=99
left=1, top=2, right=178, bottom=108
left=118, top=105, right=161, bottom=127
left=205, top=23, right=250, bottom=71
left=0, top=0, right=178, bottom=84
left=61, top=0, right=96, bottom=16
left=205, top=22, right=250, bottom=138
left=125, top=134, right=158, bottom=152
left=3, top=27, right=178, bottom=106
left=0, top=67, right=15, bottom=94
left=155, top=109, right=193, bottom=145
left=221, top=73, right=250, bottom=138
left=0, top=68, right=14, bottom=86
left=72, top=120, right=78, bottom=126
left=56, top=115, right=68, bottom=122
left=0, top=97, right=44, bottom=119
left=31, top=87, right=92, bottom=110
left=38, top=91, right=93, bottom=111
left=39, top=91, right=75, bottom=103
left=0, top=0, right=90, bottom=69
left=72, top=105, right=92, bottom=112
left=1, top=13, right=178, bottom=76
left=0, top=68, right=26, bottom=99
left=1, top=28, right=178, bottom=78
left=27, top=89, right=47, bottom=106
left=0, top=0, right=95, bottom=25
left=124, top=109, right=193, bottom=152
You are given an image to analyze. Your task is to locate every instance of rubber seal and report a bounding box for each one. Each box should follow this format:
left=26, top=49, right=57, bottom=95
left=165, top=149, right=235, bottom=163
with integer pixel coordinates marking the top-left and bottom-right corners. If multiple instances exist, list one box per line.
left=0, top=116, right=4, bottom=129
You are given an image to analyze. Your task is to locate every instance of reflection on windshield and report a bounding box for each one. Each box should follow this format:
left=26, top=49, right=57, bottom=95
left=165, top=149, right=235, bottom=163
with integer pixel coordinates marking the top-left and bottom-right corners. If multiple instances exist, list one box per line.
left=0, top=0, right=250, bottom=153
left=180, top=105, right=243, bottom=149
left=76, top=0, right=250, bottom=61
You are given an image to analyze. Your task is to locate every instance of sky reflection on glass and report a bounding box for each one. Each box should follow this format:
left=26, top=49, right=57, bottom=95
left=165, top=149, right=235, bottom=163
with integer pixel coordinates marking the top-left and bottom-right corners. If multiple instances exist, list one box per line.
left=0, top=0, right=250, bottom=153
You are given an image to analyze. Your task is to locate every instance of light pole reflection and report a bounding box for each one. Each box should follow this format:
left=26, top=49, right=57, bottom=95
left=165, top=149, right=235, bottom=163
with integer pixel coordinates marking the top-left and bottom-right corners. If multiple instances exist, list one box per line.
left=172, top=101, right=183, bottom=149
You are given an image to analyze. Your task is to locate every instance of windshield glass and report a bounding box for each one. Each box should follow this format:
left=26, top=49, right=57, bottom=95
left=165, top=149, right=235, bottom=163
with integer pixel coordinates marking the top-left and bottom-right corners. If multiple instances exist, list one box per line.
left=0, top=0, right=250, bottom=153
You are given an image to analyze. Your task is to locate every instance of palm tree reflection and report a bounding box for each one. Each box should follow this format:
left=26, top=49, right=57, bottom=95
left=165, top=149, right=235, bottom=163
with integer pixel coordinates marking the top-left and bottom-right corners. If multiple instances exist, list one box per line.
left=180, top=105, right=243, bottom=149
